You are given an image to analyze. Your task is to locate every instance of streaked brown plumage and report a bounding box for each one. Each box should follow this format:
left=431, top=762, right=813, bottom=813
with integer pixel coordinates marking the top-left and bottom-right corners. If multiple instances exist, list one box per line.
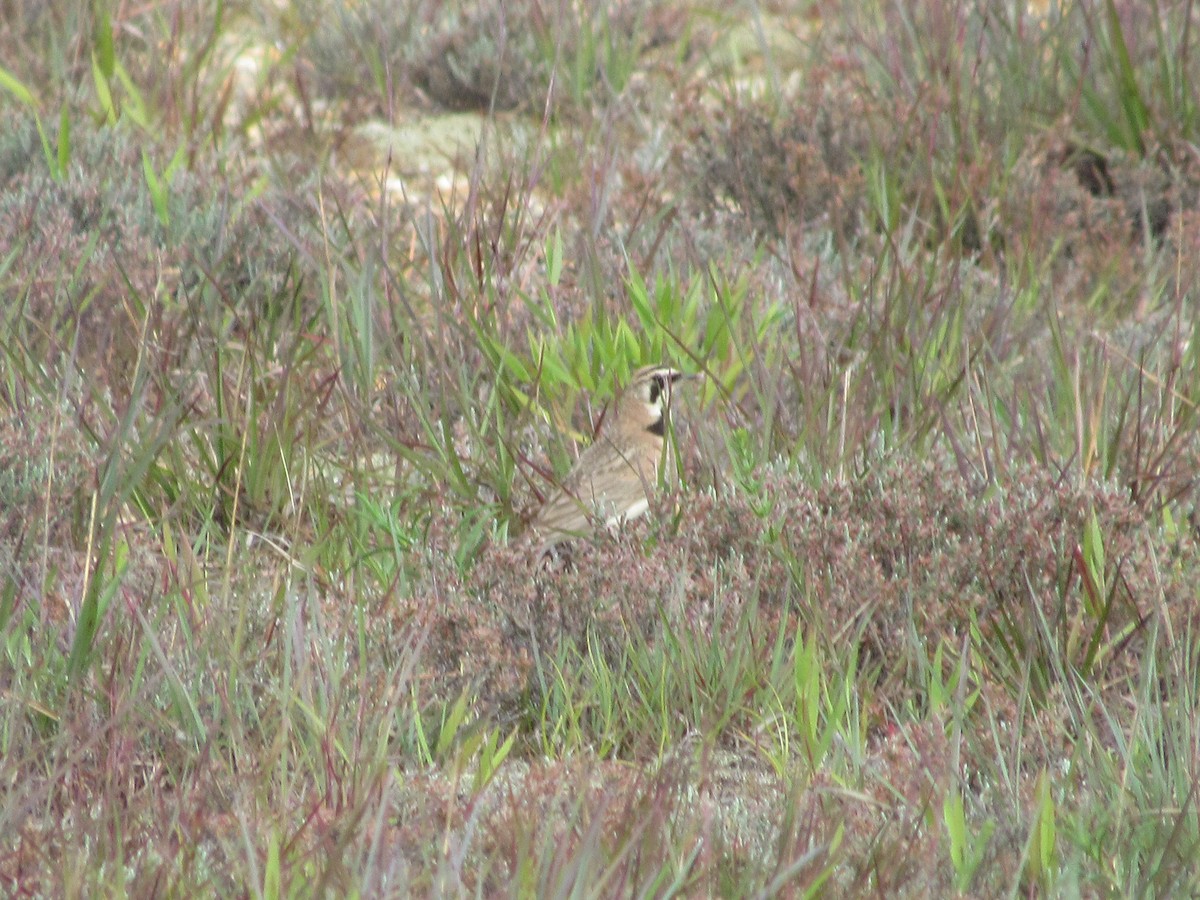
left=532, top=365, right=693, bottom=551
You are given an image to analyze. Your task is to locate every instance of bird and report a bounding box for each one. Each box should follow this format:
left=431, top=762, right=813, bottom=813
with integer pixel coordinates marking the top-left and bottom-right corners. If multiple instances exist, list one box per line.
left=530, top=364, right=695, bottom=552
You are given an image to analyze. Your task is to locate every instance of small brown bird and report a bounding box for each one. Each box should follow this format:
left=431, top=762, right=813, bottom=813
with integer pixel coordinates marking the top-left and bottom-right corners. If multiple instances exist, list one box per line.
left=531, top=365, right=695, bottom=551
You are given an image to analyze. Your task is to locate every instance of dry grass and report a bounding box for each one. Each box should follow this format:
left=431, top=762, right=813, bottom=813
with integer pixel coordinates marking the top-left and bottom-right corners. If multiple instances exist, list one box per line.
left=3, top=0, right=1200, bottom=894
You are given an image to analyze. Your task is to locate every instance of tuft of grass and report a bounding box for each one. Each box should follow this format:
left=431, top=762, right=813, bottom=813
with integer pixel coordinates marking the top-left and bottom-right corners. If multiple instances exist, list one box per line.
left=5, top=0, right=1200, bottom=893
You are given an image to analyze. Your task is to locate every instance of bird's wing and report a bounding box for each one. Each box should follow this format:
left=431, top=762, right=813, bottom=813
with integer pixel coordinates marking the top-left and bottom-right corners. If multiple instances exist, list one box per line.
left=532, top=438, right=653, bottom=541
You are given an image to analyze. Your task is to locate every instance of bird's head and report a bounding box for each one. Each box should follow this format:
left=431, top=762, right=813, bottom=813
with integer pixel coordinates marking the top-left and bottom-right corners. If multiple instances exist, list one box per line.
left=620, top=365, right=693, bottom=438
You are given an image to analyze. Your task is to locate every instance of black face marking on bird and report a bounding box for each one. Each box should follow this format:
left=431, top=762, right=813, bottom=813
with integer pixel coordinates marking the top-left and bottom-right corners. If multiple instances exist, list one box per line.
left=646, top=370, right=683, bottom=405
left=648, top=376, right=663, bottom=405
left=646, top=416, right=665, bottom=437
